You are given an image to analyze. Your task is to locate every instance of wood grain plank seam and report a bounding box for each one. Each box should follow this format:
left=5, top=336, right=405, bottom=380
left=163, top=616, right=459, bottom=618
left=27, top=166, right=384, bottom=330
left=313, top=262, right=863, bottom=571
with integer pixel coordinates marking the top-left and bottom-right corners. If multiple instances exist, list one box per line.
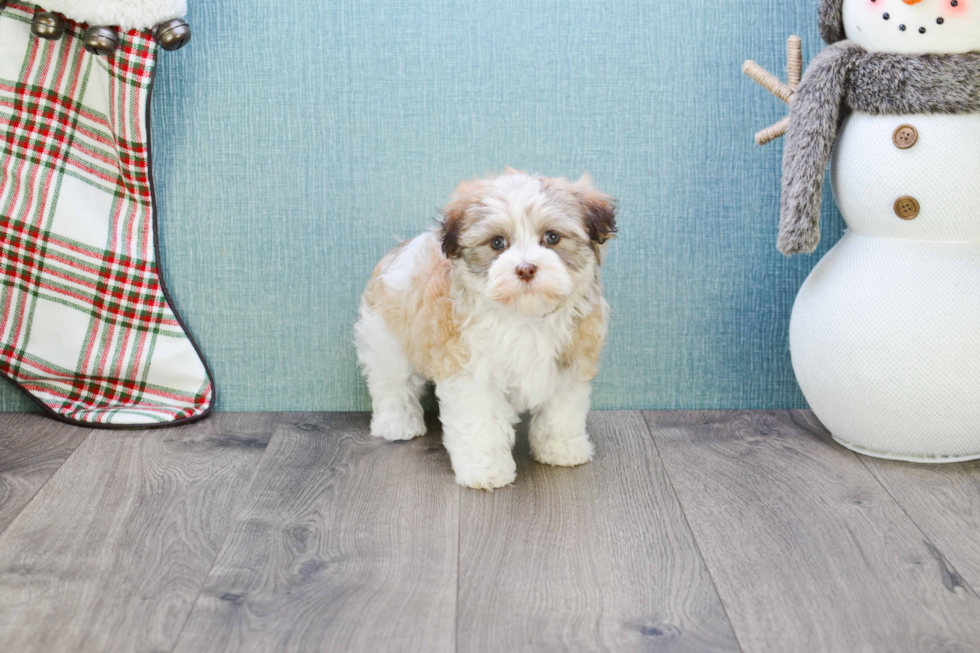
left=166, top=414, right=283, bottom=653
left=638, top=412, right=747, bottom=653
left=787, top=410, right=980, bottom=601
left=0, top=426, right=95, bottom=540
left=855, top=454, right=980, bottom=601
left=454, top=484, right=461, bottom=653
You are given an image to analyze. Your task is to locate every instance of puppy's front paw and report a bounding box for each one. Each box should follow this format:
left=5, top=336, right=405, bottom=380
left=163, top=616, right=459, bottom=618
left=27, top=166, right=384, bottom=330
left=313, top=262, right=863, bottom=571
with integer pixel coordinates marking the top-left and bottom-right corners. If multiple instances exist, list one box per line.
left=532, top=435, right=595, bottom=467
left=370, top=409, right=427, bottom=441
left=452, top=452, right=517, bottom=491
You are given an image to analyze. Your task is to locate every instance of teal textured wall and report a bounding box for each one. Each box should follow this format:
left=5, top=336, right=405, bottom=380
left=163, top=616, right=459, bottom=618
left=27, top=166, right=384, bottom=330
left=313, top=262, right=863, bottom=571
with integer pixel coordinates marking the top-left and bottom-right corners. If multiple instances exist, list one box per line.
left=0, top=0, right=844, bottom=412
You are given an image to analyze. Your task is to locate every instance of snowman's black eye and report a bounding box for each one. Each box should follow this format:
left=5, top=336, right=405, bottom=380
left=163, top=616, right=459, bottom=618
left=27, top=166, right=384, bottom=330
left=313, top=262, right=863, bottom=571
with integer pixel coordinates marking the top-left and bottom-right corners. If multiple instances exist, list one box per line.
left=919, top=27, right=927, bottom=33
left=938, top=17, right=945, bottom=24
left=883, top=13, right=890, bottom=19
left=899, top=24, right=907, bottom=30
left=952, top=1, right=959, bottom=7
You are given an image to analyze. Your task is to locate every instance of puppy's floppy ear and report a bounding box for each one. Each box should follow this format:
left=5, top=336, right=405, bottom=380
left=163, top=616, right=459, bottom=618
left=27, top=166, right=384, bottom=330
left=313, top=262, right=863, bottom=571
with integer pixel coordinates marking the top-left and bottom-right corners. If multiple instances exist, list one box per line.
left=575, top=173, right=618, bottom=245
left=438, top=201, right=465, bottom=259
left=438, top=180, right=484, bottom=259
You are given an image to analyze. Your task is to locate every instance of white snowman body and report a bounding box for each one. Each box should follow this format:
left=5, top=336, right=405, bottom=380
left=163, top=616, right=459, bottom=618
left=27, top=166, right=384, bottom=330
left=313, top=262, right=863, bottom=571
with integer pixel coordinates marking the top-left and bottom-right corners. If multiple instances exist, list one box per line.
left=789, top=0, right=980, bottom=461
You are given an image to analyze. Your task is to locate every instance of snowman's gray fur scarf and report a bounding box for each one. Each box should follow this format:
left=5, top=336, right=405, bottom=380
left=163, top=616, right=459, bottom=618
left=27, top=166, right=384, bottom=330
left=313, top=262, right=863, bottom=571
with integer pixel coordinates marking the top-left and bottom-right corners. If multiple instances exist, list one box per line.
left=779, top=41, right=980, bottom=255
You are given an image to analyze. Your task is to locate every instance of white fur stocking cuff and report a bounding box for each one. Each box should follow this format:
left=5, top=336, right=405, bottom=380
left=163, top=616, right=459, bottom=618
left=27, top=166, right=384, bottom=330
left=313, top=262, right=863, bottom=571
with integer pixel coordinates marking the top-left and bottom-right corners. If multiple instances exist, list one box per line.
left=35, top=0, right=187, bottom=30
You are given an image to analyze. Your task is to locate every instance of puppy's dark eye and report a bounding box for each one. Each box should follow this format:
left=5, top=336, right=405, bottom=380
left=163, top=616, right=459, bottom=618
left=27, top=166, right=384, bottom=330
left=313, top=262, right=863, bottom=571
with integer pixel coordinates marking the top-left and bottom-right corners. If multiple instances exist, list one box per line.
left=543, top=231, right=561, bottom=246
left=490, top=236, right=507, bottom=250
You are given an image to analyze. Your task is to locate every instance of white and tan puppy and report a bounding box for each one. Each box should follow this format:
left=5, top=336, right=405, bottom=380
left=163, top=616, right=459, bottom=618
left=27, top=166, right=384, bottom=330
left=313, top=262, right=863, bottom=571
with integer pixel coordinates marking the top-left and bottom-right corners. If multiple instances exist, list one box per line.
left=355, top=169, right=617, bottom=489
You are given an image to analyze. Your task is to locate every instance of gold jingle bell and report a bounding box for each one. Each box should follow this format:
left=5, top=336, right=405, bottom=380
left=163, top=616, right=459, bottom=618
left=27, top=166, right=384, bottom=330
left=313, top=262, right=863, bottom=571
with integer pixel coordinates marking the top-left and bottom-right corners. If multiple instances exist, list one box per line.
left=156, top=18, right=191, bottom=51
left=83, top=26, right=119, bottom=56
left=31, top=12, right=66, bottom=40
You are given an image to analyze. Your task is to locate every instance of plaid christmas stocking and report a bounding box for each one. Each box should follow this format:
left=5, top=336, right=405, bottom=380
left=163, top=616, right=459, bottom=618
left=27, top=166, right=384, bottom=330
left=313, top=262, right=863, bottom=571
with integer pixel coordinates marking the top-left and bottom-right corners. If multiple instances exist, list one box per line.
left=0, top=1, right=214, bottom=428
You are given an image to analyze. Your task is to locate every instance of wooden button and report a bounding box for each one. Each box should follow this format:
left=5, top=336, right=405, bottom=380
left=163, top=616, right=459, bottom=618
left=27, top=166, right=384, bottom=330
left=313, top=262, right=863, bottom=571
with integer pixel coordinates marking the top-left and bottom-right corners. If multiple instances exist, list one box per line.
left=894, top=196, right=920, bottom=220
left=893, top=124, right=918, bottom=149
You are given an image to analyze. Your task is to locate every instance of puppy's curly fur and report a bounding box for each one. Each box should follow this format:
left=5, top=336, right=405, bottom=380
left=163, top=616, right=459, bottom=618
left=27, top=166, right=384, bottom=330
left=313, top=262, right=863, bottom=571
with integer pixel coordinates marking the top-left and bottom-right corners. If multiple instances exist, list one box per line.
left=355, top=170, right=616, bottom=490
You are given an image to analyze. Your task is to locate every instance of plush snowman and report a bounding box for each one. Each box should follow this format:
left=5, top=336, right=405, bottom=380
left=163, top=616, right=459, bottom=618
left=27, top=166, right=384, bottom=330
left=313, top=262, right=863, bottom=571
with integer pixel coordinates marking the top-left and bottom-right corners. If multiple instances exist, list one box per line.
left=750, top=0, right=980, bottom=461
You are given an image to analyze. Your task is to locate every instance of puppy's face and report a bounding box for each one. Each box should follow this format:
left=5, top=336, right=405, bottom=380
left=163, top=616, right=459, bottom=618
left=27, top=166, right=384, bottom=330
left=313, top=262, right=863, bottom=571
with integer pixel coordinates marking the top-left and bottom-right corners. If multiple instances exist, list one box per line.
left=439, top=171, right=616, bottom=316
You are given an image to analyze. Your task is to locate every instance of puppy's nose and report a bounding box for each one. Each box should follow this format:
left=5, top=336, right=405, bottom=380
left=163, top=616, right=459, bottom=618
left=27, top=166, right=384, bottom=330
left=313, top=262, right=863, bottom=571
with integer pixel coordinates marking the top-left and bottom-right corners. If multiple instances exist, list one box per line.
left=515, top=263, right=538, bottom=281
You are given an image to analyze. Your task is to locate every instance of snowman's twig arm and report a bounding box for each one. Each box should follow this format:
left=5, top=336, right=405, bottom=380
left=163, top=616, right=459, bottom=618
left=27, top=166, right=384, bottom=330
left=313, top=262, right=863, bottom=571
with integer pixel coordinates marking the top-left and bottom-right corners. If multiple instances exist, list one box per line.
left=742, top=60, right=792, bottom=145
left=743, top=61, right=793, bottom=103
left=757, top=116, right=790, bottom=147
left=743, top=36, right=804, bottom=146
left=787, top=36, right=802, bottom=90
left=779, top=41, right=860, bottom=256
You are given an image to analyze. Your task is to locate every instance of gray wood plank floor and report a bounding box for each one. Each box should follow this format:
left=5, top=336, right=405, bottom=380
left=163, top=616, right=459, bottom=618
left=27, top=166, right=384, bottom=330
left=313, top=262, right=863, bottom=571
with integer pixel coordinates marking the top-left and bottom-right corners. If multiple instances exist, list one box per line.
left=0, top=413, right=279, bottom=653
left=457, top=411, right=738, bottom=653
left=174, top=413, right=459, bottom=653
left=0, top=414, right=90, bottom=536
left=861, top=455, right=980, bottom=597
left=0, top=410, right=979, bottom=652
left=645, top=410, right=980, bottom=653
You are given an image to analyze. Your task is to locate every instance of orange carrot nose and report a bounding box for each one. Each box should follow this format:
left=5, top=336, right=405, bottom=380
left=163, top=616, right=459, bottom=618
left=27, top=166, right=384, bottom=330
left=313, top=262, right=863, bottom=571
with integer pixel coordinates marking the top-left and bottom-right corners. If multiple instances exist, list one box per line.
left=903, top=0, right=925, bottom=4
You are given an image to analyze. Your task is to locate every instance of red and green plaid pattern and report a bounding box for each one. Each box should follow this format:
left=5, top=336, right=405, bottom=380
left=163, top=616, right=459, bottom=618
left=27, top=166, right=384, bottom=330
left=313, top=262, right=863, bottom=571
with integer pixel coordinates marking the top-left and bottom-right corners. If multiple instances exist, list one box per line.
left=0, top=2, right=213, bottom=426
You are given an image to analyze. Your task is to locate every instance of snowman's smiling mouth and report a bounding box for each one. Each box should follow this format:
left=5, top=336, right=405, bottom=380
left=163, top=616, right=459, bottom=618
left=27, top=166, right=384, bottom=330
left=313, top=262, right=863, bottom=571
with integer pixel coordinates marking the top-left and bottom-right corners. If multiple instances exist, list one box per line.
left=878, top=3, right=952, bottom=36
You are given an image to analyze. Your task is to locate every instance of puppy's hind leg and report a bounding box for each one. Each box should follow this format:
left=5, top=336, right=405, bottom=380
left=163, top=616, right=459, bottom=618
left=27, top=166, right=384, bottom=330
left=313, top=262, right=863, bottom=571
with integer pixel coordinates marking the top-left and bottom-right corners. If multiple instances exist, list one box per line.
left=354, top=306, right=427, bottom=441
